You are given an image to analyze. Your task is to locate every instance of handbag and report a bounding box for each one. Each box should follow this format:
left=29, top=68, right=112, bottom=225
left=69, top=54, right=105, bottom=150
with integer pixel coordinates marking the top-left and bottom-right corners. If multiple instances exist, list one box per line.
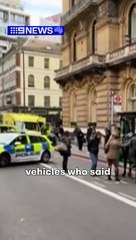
left=55, top=142, right=68, bottom=152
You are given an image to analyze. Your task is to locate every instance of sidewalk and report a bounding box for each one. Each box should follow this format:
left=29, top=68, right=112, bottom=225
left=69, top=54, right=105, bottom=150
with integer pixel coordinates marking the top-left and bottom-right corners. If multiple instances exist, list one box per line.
left=71, top=143, right=125, bottom=168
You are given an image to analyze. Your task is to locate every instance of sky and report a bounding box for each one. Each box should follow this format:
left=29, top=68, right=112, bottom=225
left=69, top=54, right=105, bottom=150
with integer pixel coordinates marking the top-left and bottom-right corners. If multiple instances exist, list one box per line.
left=22, top=0, right=62, bottom=25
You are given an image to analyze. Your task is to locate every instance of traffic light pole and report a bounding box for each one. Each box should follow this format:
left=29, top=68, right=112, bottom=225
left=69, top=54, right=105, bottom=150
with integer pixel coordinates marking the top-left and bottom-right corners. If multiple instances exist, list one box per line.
left=111, top=95, right=114, bottom=125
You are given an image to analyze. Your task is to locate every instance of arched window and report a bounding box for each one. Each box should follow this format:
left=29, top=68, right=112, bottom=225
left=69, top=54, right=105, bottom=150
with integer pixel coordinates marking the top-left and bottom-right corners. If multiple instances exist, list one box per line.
left=71, top=0, right=75, bottom=7
left=127, top=83, right=136, bottom=110
left=92, top=20, right=97, bottom=54
left=129, top=4, right=136, bottom=43
left=88, top=19, right=97, bottom=54
left=28, top=75, right=34, bottom=87
left=44, top=76, right=50, bottom=89
left=73, top=33, right=77, bottom=62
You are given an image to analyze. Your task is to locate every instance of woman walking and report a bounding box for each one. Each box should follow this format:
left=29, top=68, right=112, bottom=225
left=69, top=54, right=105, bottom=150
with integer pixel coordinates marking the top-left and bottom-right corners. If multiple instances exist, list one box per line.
left=55, top=131, right=71, bottom=173
left=105, top=129, right=127, bottom=181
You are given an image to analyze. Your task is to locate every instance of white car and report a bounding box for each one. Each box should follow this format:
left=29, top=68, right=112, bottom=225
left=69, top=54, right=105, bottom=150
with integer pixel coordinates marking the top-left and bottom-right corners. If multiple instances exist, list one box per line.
left=0, top=133, right=51, bottom=167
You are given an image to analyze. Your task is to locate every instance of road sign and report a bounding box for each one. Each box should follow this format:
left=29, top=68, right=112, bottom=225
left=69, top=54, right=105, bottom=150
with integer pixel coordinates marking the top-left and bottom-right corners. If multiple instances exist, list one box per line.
left=113, top=95, right=121, bottom=104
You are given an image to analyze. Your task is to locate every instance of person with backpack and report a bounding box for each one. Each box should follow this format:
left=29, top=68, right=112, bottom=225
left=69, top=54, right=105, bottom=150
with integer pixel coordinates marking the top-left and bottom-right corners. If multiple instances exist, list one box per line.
left=55, top=131, right=71, bottom=173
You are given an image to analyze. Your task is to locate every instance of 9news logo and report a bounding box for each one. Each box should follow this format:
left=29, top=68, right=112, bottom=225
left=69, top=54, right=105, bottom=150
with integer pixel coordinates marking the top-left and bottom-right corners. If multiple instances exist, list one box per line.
left=7, top=26, right=64, bottom=36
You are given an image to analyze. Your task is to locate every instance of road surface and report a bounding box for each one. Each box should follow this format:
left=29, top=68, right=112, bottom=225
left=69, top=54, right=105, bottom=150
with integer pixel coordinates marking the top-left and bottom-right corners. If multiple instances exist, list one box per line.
left=0, top=153, right=136, bottom=240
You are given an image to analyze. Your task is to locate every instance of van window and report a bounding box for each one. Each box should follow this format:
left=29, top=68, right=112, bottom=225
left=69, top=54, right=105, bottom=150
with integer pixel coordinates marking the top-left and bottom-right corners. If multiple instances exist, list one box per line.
left=0, top=127, right=8, bottom=133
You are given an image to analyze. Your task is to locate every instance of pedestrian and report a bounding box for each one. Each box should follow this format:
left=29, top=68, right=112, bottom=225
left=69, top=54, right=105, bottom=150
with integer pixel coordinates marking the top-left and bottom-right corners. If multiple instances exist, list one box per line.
left=128, top=134, right=136, bottom=168
left=73, top=126, right=79, bottom=136
left=55, top=131, right=71, bottom=173
left=105, top=128, right=127, bottom=181
left=86, top=124, right=93, bottom=143
left=76, top=128, right=84, bottom=151
left=87, top=131, right=101, bottom=174
left=54, top=126, right=60, bottom=142
left=104, top=127, right=111, bottom=154
left=122, top=132, right=133, bottom=177
left=59, top=124, right=64, bottom=140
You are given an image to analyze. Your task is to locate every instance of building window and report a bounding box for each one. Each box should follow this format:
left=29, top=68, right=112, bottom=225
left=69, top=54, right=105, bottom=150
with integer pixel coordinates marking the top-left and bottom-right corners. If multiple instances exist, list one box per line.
left=129, top=4, right=136, bottom=43
left=10, top=14, right=25, bottom=24
left=28, top=95, right=35, bottom=106
left=44, top=96, right=50, bottom=107
left=28, top=56, right=34, bottom=67
left=59, top=60, right=63, bottom=68
left=59, top=97, right=62, bottom=107
left=44, top=76, right=50, bottom=88
left=28, top=75, right=34, bottom=87
left=92, top=20, right=97, bottom=54
left=127, top=84, right=136, bottom=111
left=44, top=58, right=49, bottom=68
left=0, top=11, right=4, bottom=20
left=71, top=0, right=75, bottom=7
left=73, top=33, right=77, bottom=62
left=0, top=11, right=8, bottom=22
left=0, top=26, right=6, bottom=34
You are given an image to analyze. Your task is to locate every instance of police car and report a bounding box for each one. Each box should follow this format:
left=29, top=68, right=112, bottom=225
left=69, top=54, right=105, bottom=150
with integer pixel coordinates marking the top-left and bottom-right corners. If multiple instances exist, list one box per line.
left=0, top=132, right=52, bottom=167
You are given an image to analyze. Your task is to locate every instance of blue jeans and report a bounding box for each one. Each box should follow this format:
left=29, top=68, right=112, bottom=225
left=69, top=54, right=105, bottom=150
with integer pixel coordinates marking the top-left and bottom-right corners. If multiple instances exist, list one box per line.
left=90, top=153, right=98, bottom=171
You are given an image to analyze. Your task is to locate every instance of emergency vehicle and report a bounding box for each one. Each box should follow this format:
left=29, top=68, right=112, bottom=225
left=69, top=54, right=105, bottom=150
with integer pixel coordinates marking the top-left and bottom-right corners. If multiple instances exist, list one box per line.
left=0, top=113, right=45, bottom=132
left=0, top=132, right=52, bottom=167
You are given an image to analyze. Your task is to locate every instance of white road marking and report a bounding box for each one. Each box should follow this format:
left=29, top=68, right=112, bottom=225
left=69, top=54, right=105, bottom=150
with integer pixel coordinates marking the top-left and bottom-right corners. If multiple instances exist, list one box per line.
left=40, top=163, right=136, bottom=208
left=120, top=180, right=128, bottom=184
left=104, top=181, right=114, bottom=185
left=20, top=218, right=25, bottom=222
left=118, top=192, right=136, bottom=201
left=92, top=181, right=106, bottom=188
left=93, top=177, right=100, bottom=180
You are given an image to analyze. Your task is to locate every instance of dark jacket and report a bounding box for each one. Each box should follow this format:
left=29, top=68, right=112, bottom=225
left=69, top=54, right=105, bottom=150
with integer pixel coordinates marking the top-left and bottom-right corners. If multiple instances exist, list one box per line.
left=86, top=127, right=92, bottom=143
left=128, top=136, right=136, bottom=164
left=104, top=131, right=111, bottom=146
left=87, top=135, right=100, bottom=155
left=104, top=130, right=111, bottom=153
left=59, top=127, right=64, bottom=135
left=61, top=136, right=71, bottom=156
left=122, top=133, right=133, bottom=157
left=77, top=130, right=84, bottom=142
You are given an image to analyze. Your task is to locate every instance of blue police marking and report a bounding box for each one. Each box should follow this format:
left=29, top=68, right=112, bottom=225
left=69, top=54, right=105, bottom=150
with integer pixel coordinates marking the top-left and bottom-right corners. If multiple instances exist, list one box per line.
left=25, top=144, right=33, bottom=152
left=4, top=144, right=15, bottom=154
left=2, top=143, right=45, bottom=157
left=42, top=142, right=48, bottom=150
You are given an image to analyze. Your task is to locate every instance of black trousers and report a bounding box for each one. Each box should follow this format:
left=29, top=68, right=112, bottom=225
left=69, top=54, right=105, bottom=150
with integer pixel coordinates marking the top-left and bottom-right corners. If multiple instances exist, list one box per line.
left=78, top=140, right=83, bottom=150
left=122, top=148, right=132, bottom=176
left=62, top=155, right=68, bottom=173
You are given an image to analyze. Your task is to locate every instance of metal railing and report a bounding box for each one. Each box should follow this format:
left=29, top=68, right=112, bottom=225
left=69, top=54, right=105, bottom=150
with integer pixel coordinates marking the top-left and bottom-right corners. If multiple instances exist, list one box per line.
left=107, top=42, right=136, bottom=61
left=61, top=0, right=99, bottom=23
left=55, top=42, right=136, bottom=79
left=55, top=54, right=105, bottom=78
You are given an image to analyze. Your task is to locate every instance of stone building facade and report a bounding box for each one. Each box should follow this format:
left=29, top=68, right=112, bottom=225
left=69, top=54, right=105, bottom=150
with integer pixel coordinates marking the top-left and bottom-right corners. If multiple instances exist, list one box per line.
left=55, top=0, right=136, bottom=129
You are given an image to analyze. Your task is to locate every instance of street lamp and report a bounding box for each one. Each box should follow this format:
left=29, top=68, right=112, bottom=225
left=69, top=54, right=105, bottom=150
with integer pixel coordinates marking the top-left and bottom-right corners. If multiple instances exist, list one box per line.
left=19, top=47, right=26, bottom=113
